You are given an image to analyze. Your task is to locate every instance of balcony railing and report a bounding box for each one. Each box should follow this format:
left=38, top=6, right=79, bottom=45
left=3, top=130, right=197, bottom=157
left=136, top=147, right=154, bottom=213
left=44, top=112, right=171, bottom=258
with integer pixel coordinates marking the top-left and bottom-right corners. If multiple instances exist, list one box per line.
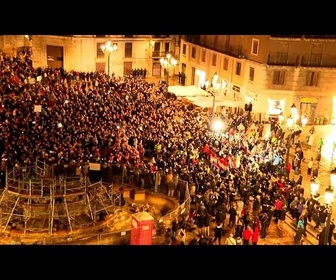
left=152, top=51, right=170, bottom=58
left=267, top=53, right=336, bottom=68
left=267, top=53, right=300, bottom=66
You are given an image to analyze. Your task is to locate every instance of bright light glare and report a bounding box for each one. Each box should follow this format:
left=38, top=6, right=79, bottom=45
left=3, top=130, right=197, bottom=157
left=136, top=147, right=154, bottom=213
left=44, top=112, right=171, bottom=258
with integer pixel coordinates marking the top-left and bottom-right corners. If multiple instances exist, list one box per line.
left=324, top=187, right=334, bottom=205
left=310, top=180, right=319, bottom=195
left=212, top=119, right=224, bottom=132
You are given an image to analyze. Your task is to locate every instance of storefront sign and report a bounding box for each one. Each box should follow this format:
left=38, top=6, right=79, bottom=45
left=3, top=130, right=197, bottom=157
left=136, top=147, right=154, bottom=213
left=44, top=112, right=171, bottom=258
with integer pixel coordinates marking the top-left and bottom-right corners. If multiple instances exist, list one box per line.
left=301, top=97, right=318, bottom=103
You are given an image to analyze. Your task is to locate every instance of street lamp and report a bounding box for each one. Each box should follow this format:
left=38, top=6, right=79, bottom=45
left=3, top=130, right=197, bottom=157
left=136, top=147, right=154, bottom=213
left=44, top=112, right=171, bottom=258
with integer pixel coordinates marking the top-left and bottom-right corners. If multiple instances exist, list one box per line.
left=101, top=40, right=118, bottom=77
left=204, top=79, right=216, bottom=118
left=323, top=186, right=334, bottom=245
left=279, top=104, right=308, bottom=179
left=290, top=103, right=297, bottom=116
left=310, top=179, right=320, bottom=198
left=160, top=52, right=177, bottom=87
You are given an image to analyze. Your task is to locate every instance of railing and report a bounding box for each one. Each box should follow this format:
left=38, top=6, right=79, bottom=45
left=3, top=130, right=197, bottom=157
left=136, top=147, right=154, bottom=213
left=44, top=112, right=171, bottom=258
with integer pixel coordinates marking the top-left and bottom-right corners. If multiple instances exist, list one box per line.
left=267, top=53, right=300, bottom=66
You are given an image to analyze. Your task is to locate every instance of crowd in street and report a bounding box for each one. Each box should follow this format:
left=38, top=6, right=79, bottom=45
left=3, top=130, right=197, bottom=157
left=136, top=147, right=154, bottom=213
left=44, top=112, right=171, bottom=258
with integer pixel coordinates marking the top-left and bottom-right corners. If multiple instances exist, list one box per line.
left=0, top=51, right=334, bottom=245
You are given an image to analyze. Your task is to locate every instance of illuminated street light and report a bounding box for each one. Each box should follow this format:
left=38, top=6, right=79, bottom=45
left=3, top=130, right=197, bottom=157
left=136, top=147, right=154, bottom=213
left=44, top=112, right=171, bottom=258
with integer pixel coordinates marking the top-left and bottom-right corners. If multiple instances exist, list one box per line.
left=290, top=103, right=297, bottom=115
left=160, top=52, right=177, bottom=87
left=325, top=186, right=334, bottom=205
left=211, top=119, right=224, bottom=132
left=101, top=40, right=118, bottom=77
left=310, top=179, right=320, bottom=196
left=301, top=115, right=308, bottom=126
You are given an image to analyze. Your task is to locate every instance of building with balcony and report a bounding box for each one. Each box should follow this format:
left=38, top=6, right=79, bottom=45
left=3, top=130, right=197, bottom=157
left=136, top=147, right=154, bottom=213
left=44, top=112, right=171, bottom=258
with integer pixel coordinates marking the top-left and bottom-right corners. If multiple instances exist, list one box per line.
left=2, top=34, right=336, bottom=125
left=179, top=35, right=336, bottom=124
left=0, top=35, right=180, bottom=81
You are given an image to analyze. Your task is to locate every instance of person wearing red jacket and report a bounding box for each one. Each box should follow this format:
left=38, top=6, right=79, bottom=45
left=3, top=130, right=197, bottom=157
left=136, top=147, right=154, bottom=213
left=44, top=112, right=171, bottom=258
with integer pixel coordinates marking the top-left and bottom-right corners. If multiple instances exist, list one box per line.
left=252, top=227, right=259, bottom=245
left=274, top=197, right=283, bottom=224
left=242, top=226, right=253, bottom=245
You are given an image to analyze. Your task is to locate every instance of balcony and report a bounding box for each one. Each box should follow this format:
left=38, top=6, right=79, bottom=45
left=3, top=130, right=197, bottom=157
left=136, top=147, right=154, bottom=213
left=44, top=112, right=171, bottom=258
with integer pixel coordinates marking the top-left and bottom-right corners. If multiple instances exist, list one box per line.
left=267, top=53, right=336, bottom=68
left=267, top=53, right=300, bottom=66
left=300, top=55, right=336, bottom=67
left=304, top=35, right=336, bottom=40
left=183, top=38, right=246, bottom=59
left=152, top=51, right=170, bottom=58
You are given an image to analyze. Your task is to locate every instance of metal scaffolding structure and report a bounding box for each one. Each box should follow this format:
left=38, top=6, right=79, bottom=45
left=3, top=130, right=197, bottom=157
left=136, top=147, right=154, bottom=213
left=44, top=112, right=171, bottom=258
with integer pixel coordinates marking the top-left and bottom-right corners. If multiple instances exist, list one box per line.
left=0, top=160, right=121, bottom=235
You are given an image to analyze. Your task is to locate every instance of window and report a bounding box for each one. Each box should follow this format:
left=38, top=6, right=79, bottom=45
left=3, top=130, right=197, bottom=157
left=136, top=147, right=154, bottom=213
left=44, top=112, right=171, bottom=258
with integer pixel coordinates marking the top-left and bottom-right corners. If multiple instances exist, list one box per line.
left=125, top=42, right=132, bottom=58
left=165, top=42, right=170, bottom=53
left=201, top=50, right=206, bottom=62
left=191, top=47, right=196, bottom=58
left=276, top=42, right=289, bottom=64
left=235, top=62, right=241, bottom=75
left=212, top=54, right=217, bottom=66
left=97, top=43, right=104, bottom=58
left=251, top=38, right=259, bottom=55
left=310, top=43, right=323, bottom=65
left=182, top=44, right=186, bottom=55
left=223, top=57, right=228, bottom=71
left=153, top=42, right=161, bottom=57
left=249, top=67, right=255, bottom=81
left=273, top=70, right=285, bottom=85
left=306, top=71, right=319, bottom=86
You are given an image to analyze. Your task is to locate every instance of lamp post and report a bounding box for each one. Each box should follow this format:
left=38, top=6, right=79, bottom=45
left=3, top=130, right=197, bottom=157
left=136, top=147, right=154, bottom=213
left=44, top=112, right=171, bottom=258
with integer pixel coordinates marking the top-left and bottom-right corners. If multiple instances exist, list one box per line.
left=101, top=40, right=118, bottom=77
left=323, top=186, right=334, bottom=245
left=160, top=52, right=177, bottom=87
left=203, top=79, right=217, bottom=119
left=278, top=104, right=308, bottom=179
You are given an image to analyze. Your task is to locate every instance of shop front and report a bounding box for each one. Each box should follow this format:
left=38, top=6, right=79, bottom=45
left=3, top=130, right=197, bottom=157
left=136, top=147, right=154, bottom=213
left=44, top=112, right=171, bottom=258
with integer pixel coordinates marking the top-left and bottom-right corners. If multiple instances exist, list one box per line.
left=266, top=98, right=285, bottom=120
left=300, top=97, right=318, bottom=125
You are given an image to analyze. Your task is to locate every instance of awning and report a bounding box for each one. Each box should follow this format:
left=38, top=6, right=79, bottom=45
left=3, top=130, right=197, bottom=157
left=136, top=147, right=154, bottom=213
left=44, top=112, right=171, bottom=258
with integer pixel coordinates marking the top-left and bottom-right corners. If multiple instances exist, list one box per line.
left=184, top=96, right=243, bottom=108
left=167, top=85, right=211, bottom=97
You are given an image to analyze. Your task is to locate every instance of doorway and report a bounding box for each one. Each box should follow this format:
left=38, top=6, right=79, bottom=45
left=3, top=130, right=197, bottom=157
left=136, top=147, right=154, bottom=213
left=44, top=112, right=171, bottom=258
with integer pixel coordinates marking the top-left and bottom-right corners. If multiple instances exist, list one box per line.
left=152, top=61, right=161, bottom=77
left=96, top=62, right=105, bottom=73
left=124, top=61, right=132, bottom=76
left=300, top=102, right=317, bottom=124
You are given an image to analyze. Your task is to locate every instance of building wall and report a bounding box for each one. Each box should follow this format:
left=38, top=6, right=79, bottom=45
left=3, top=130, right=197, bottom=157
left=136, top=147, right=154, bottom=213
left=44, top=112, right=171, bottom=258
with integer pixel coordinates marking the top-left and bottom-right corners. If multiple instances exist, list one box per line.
left=197, top=35, right=336, bottom=66
left=180, top=36, right=336, bottom=122
left=0, top=35, right=177, bottom=78
left=1, top=35, right=334, bottom=123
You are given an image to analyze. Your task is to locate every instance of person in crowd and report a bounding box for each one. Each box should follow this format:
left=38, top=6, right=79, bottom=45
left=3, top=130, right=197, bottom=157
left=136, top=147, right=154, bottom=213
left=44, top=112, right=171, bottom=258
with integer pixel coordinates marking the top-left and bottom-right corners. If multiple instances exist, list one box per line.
left=224, top=233, right=237, bottom=245
left=277, top=205, right=287, bottom=230
left=294, top=222, right=305, bottom=245
left=242, top=225, right=253, bottom=245
left=252, top=226, right=259, bottom=245
left=214, top=222, right=223, bottom=245
left=0, top=52, right=331, bottom=246
left=198, top=234, right=208, bottom=245
left=234, top=218, right=244, bottom=239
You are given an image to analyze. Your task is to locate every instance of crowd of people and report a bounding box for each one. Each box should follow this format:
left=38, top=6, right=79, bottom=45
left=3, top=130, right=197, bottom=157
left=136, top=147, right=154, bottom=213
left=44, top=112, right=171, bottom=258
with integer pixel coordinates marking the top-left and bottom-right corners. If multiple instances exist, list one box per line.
left=0, top=50, right=333, bottom=246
